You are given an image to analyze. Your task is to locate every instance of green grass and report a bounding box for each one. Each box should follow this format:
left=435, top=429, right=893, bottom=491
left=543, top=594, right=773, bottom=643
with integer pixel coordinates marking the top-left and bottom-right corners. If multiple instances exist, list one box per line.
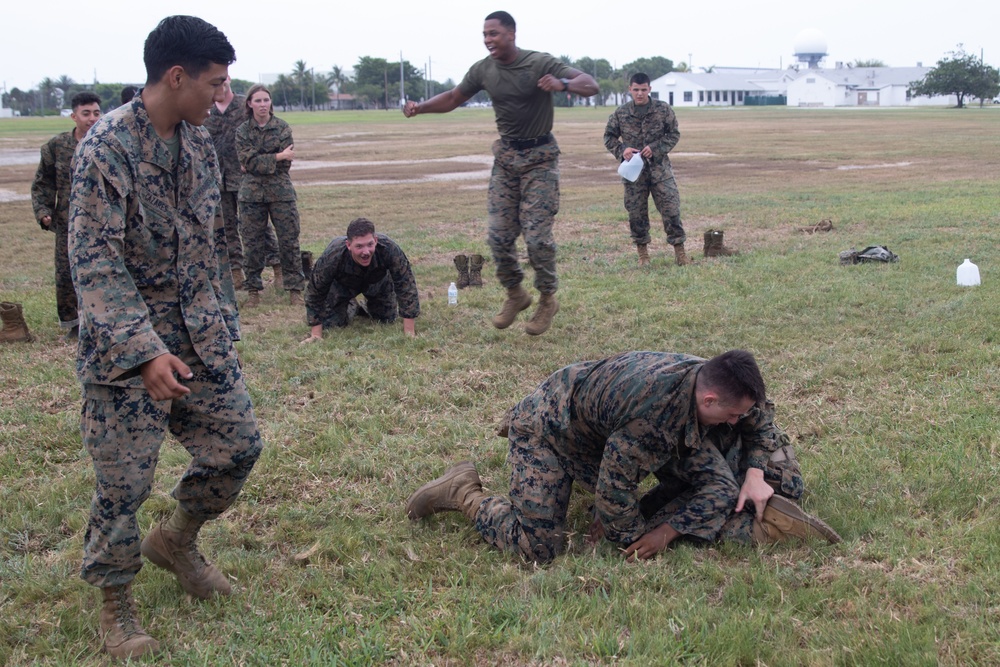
left=1, top=107, right=999, bottom=665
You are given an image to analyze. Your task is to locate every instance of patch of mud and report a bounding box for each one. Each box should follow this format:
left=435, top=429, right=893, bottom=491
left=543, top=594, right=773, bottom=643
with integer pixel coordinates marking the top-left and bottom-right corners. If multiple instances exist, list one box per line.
left=837, top=162, right=913, bottom=171
left=0, top=189, right=29, bottom=202
left=0, top=150, right=40, bottom=167
left=299, top=170, right=491, bottom=187
left=672, top=152, right=718, bottom=157
left=292, top=155, right=492, bottom=171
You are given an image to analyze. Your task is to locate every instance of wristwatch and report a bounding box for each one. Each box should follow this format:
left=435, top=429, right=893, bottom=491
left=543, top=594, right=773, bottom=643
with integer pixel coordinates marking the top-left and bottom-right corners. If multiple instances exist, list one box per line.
left=560, top=78, right=570, bottom=92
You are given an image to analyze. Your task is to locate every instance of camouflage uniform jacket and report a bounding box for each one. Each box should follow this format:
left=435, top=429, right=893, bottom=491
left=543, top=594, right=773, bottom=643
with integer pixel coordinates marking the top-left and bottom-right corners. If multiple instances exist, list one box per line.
left=603, top=99, right=680, bottom=171
left=509, top=351, right=783, bottom=545
left=235, top=115, right=296, bottom=202
left=68, top=94, right=239, bottom=388
left=31, top=129, right=79, bottom=231
left=305, top=233, right=420, bottom=326
left=203, top=94, right=246, bottom=192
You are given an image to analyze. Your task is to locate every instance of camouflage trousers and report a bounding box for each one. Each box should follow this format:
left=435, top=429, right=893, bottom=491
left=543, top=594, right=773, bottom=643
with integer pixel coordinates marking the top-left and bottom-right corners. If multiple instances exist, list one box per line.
left=640, top=446, right=804, bottom=545
left=475, top=423, right=592, bottom=564
left=52, top=221, right=78, bottom=328
left=79, top=361, right=262, bottom=588
left=487, top=138, right=560, bottom=295
left=315, top=274, right=398, bottom=329
left=239, top=200, right=304, bottom=291
left=220, top=191, right=278, bottom=272
left=623, top=165, right=685, bottom=246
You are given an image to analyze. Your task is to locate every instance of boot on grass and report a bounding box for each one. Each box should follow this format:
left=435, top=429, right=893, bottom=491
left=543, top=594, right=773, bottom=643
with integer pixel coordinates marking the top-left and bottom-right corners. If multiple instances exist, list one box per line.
left=140, top=508, right=232, bottom=599
left=703, top=229, right=739, bottom=258
left=492, top=285, right=532, bottom=329
left=245, top=290, right=261, bottom=308
left=406, top=461, right=488, bottom=522
left=453, top=254, right=470, bottom=289
left=0, top=302, right=32, bottom=343
left=271, top=264, right=283, bottom=290
left=99, top=583, right=160, bottom=660
left=231, top=268, right=245, bottom=291
left=751, top=495, right=842, bottom=545
left=525, top=292, right=559, bottom=336
left=672, top=243, right=692, bottom=266
left=468, top=254, right=485, bottom=287
left=637, top=244, right=650, bottom=267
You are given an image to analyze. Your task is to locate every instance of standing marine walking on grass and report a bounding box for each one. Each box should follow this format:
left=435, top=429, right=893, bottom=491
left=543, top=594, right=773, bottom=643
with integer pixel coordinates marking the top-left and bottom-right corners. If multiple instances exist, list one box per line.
left=403, top=10, right=598, bottom=336
left=407, top=350, right=840, bottom=564
left=69, top=15, right=263, bottom=660
left=236, top=83, right=305, bottom=308
left=30, top=91, right=102, bottom=340
left=604, top=73, right=691, bottom=267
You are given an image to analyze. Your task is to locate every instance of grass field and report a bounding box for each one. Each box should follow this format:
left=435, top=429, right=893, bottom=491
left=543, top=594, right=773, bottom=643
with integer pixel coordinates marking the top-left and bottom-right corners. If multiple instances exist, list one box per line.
left=1, top=105, right=999, bottom=666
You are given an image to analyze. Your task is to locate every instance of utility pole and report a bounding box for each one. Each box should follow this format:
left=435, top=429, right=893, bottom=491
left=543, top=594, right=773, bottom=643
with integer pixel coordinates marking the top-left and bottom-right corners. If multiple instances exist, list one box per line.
left=428, top=57, right=433, bottom=98
left=399, top=51, right=405, bottom=107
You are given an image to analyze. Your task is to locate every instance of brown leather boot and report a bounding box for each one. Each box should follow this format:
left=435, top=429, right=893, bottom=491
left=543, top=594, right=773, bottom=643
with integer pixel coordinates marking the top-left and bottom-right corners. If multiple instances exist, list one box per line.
left=289, top=290, right=303, bottom=306
left=703, top=229, right=738, bottom=257
left=406, top=461, right=488, bottom=522
left=140, top=511, right=232, bottom=599
left=492, top=285, right=532, bottom=329
left=637, top=244, right=650, bottom=267
left=99, top=583, right=160, bottom=659
left=453, top=254, right=470, bottom=289
left=271, top=264, right=283, bottom=290
left=0, top=301, right=33, bottom=343
left=751, top=496, right=842, bottom=545
left=231, top=268, right=245, bottom=291
left=245, top=290, right=261, bottom=308
left=673, top=244, right=692, bottom=266
left=468, top=254, right=484, bottom=287
left=525, top=292, right=559, bottom=336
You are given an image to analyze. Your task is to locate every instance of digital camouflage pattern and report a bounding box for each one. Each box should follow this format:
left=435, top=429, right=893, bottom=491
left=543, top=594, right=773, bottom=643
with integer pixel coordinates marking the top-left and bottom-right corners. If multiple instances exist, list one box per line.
left=474, top=351, right=784, bottom=562
left=487, top=139, right=560, bottom=295
left=604, top=99, right=686, bottom=246
left=236, top=115, right=303, bottom=292
left=31, top=129, right=81, bottom=327
left=305, top=233, right=419, bottom=328
left=69, top=95, right=261, bottom=586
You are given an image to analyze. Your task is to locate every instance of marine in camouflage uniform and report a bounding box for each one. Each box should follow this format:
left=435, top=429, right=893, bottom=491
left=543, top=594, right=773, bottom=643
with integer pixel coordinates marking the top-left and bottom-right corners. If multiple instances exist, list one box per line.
left=203, top=87, right=279, bottom=275
left=69, top=92, right=262, bottom=590
left=236, top=114, right=304, bottom=293
left=31, top=93, right=101, bottom=332
left=305, top=232, right=419, bottom=329
left=604, top=75, right=687, bottom=262
left=402, top=12, right=598, bottom=335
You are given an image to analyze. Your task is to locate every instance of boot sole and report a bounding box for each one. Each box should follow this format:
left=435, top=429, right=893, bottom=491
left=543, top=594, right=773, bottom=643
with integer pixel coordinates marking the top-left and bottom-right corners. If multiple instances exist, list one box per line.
left=405, top=461, right=476, bottom=520
left=765, top=495, right=842, bottom=544
left=492, top=297, right=532, bottom=329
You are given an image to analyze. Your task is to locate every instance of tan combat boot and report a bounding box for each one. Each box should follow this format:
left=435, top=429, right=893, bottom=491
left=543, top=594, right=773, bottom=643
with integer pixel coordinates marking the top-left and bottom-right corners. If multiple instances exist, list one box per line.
left=406, top=461, right=488, bottom=522
left=245, top=290, right=261, bottom=308
left=703, top=229, right=739, bottom=257
left=673, top=244, right=692, bottom=266
left=492, top=285, right=532, bottom=329
left=637, top=244, right=650, bottom=267
left=99, top=583, right=160, bottom=659
left=751, top=496, right=842, bottom=545
left=0, top=302, right=33, bottom=343
left=453, top=254, right=470, bottom=289
left=289, top=290, right=303, bottom=306
left=468, top=254, right=485, bottom=287
left=271, top=264, right=284, bottom=290
left=231, top=268, right=245, bottom=291
left=525, top=292, right=559, bottom=336
left=140, top=510, right=232, bottom=599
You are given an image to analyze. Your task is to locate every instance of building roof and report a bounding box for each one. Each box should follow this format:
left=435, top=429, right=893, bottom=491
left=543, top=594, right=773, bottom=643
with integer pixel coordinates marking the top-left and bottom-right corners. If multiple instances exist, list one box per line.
left=794, top=66, right=930, bottom=88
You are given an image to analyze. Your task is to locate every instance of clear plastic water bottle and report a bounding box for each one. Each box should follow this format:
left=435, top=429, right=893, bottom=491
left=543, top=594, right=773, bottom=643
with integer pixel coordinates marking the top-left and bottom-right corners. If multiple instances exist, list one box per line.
left=448, top=282, right=458, bottom=305
left=956, top=259, right=981, bottom=286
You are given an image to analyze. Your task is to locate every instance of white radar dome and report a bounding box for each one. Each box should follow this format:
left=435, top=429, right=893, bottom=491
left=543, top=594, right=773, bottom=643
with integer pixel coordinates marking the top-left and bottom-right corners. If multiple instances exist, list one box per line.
left=793, top=28, right=828, bottom=56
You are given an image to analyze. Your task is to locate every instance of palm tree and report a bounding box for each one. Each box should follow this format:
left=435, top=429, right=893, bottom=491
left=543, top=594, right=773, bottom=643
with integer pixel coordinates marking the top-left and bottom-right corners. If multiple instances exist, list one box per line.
left=292, top=60, right=309, bottom=108
left=329, top=65, right=346, bottom=109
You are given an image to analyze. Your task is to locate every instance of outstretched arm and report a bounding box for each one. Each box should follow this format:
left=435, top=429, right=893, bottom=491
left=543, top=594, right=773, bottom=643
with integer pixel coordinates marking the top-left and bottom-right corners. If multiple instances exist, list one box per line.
left=403, top=87, right=472, bottom=117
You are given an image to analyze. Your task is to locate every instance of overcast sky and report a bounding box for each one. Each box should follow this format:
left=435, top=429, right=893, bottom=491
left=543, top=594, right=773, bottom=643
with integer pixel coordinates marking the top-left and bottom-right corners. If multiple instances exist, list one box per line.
left=2, top=0, right=996, bottom=93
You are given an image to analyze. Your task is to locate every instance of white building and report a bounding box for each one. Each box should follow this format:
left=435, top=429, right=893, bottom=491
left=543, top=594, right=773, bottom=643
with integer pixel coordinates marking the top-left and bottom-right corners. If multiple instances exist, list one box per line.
left=786, top=65, right=956, bottom=107
left=650, top=68, right=794, bottom=107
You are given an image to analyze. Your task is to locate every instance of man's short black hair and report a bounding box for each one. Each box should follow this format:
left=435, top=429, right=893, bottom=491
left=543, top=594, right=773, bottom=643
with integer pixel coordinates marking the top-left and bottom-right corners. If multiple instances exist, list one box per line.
left=120, top=86, right=138, bottom=105
left=485, top=11, right=516, bottom=30
left=143, top=15, right=235, bottom=84
left=346, top=217, right=376, bottom=241
left=700, top=350, right=766, bottom=405
left=630, top=73, right=651, bottom=86
left=71, top=91, right=101, bottom=110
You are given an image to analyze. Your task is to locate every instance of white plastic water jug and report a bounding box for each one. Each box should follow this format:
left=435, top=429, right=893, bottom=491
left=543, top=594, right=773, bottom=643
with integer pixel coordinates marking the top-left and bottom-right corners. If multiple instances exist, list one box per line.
left=956, top=259, right=980, bottom=286
left=617, top=153, right=644, bottom=182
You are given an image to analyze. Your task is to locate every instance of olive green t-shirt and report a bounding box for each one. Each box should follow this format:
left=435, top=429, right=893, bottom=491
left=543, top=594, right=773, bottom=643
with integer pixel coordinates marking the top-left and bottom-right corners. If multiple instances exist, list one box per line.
left=458, top=49, right=573, bottom=140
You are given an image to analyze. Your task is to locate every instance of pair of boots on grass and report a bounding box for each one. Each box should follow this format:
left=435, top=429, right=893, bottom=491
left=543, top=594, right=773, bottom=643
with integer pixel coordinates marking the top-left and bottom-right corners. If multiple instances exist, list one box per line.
left=635, top=229, right=738, bottom=267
